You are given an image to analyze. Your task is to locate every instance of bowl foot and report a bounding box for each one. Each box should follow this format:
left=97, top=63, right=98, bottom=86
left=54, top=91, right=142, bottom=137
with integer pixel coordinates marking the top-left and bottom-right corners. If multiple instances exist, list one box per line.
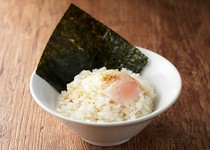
left=82, top=138, right=131, bottom=146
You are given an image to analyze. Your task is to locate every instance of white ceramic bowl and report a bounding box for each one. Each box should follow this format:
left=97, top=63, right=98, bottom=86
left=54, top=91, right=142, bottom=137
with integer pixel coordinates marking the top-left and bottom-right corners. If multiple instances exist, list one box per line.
left=30, top=47, right=182, bottom=146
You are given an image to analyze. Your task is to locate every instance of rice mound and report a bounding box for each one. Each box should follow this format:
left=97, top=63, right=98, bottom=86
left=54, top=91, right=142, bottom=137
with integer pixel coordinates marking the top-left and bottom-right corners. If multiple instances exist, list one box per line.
left=56, top=67, right=156, bottom=123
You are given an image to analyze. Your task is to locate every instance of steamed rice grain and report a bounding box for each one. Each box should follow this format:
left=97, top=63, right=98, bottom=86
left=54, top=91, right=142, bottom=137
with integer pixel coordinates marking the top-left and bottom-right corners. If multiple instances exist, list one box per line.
left=56, top=67, right=156, bottom=123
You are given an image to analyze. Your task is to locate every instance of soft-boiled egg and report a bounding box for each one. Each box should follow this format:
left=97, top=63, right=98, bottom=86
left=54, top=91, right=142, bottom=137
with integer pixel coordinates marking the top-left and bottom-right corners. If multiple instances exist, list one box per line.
left=100, top=70, right=141, bottom=104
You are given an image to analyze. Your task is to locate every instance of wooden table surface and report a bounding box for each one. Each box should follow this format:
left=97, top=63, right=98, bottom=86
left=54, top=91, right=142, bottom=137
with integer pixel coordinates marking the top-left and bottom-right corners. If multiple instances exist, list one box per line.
left=0, top=0, right=210, bottom=149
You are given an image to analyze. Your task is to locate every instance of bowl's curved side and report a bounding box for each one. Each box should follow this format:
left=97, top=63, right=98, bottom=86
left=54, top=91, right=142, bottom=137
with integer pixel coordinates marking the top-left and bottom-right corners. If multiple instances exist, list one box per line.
left=61, top=118, right=153, bottom=146
left=139, top=47, right=182, bottom=116
left=30, top=70, right=59, bottom=115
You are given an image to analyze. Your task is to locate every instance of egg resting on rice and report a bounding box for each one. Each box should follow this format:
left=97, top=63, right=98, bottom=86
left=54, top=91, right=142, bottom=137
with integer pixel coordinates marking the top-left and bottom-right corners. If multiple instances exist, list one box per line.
left=56, top=67, right=156, bottom=123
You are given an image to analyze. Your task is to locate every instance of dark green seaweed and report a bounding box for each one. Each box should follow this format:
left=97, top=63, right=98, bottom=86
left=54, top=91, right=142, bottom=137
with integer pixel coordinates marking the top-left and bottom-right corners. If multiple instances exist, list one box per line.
left=36, top=4, right=148, bottom=92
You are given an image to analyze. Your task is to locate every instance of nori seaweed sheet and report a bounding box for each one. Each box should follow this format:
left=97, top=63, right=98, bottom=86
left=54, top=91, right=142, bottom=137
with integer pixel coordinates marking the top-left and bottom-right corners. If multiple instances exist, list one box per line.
left=36, top=4, right=148, bottom=92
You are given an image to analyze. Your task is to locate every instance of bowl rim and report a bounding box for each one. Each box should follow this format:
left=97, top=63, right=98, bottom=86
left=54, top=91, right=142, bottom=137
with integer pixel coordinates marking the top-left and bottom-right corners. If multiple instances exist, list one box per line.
left=30, top=47, right=182, bottom=127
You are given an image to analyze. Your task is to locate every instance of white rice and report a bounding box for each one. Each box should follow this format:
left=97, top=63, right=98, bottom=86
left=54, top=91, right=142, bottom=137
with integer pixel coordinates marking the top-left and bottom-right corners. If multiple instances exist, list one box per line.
left=56, top=67, right=156, bottom=123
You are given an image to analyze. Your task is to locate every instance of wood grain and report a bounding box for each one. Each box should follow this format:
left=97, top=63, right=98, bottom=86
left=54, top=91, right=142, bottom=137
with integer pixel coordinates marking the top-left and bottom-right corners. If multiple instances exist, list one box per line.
left=0, top=0, right=210, bottom=149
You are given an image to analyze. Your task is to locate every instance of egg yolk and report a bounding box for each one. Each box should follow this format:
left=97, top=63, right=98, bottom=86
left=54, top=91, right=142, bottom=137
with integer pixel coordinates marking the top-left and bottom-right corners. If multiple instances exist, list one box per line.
left=104, top=72, right=141, bottom=104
